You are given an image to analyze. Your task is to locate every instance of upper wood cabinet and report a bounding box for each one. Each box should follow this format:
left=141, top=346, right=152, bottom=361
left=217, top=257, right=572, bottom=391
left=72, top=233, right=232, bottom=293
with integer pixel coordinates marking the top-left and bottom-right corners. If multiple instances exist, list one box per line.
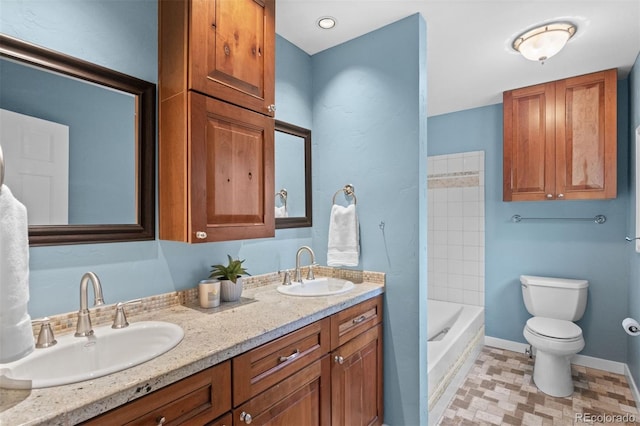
left=159, top=0, right=276, bottom=242
left=503, top=69, right=617, bottom=201
left=164, top=0, right=275, bottom=116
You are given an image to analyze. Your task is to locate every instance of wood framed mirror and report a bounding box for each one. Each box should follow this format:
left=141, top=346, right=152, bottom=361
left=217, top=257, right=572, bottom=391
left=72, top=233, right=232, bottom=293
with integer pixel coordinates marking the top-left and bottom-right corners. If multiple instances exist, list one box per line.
left=0, top=34, right=155, bottom=246
left=274, top=120, right=312, bottom=229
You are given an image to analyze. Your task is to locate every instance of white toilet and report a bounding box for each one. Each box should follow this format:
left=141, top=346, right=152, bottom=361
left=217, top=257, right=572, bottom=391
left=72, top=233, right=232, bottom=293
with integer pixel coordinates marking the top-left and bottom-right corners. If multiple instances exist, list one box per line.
left=520, top=274, right=588, bottom=397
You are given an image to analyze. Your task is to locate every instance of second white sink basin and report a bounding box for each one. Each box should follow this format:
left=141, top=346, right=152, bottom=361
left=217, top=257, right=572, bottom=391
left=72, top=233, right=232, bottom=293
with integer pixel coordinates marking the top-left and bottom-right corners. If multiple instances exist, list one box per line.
left=0, top=321, right=184, bottom=389
left=277, top=277, right=355, bottom=297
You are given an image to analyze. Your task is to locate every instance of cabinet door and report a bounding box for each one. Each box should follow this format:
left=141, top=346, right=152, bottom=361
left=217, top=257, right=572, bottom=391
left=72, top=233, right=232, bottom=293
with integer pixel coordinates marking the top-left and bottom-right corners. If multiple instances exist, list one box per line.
left=189, top=92, right=274, bottom=242
left=233, top=356, right=331, bottom=426
left=503, top=82, right=556, bottom=201
left=555, top=69, right=617, bottom=200
left=190, top=0, right=275, bottom=116
left=331, top=324, right=383, bottom=426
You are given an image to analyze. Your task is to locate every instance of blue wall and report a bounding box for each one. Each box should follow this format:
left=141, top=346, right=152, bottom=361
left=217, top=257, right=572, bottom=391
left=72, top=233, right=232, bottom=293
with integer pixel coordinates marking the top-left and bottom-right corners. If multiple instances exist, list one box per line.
left=428, top=82, right=631, bottom=363
left=310, top=15, right=428, bottom=424
left=628, top=53, right=640, bottom=389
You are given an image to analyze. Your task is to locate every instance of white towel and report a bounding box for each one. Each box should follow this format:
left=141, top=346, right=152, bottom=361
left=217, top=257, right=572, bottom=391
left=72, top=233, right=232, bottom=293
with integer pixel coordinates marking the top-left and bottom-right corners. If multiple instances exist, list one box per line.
left=275, top=206, right=288, bottom=218
left=0, top=184, right=34, bottom=363
left=327, top=203, right=359, bottom=267
left=0, top=314, right=34, bottom=363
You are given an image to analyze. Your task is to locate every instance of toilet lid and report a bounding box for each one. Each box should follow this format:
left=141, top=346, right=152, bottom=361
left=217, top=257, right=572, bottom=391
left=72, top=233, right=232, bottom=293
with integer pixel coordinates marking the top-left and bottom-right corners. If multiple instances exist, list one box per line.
left=526, top=317, right=582, bottom=339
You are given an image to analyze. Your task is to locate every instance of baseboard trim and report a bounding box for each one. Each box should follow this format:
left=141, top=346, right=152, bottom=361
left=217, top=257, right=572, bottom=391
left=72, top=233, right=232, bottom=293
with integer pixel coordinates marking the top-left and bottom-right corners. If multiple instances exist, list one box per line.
left=484, top=336, right=626, bottom=375
left=625, top=363, right=640, bottom=407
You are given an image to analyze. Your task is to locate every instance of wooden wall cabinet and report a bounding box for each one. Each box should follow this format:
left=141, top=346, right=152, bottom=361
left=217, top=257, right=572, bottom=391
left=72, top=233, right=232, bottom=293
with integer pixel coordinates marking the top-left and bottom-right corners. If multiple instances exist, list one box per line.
left=503, top=69, right=617, bottom=201
left=159, top=0, right=275, bottom=242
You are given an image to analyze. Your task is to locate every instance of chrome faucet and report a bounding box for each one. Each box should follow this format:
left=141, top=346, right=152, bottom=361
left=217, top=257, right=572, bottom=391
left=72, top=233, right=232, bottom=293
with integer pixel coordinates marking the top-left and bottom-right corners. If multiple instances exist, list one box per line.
left=75, top=272, right=105, bottom=337
left=294, top=246, right=316, bottom=282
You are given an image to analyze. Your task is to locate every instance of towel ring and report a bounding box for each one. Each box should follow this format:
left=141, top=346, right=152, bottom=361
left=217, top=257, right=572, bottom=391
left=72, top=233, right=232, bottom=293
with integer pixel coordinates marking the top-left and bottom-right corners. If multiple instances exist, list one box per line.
left=275, top=188, right=287, bottom=208
left=332, top=184, right=357, bottom=205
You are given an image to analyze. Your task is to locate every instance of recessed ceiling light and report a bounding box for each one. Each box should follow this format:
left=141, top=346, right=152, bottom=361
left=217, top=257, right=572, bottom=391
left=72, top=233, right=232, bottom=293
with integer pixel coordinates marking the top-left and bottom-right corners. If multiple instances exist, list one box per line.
left=512, top=21, right=577, bottom=63
left=317, top=16, right=336, bottom=30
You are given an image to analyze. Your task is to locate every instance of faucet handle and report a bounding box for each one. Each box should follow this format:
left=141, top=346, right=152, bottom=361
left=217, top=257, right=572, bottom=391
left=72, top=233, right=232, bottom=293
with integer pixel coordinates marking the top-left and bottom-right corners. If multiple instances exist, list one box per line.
left=33, top=317, right=57, bottom=348
left=112, top=299, right=142, bottom=329
left=281, top=270, right=292, bottom=286
left=306, top=263, right=317, bottom=280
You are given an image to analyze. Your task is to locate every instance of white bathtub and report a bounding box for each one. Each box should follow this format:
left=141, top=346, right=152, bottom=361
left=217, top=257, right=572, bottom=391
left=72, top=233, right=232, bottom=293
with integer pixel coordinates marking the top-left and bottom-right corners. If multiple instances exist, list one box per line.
left=427, top=299, right=484, bottom=410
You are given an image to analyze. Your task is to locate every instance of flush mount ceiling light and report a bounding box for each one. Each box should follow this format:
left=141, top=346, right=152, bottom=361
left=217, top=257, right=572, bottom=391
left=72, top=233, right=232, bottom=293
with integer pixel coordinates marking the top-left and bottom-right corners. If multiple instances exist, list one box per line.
left=513, top=22, right=576, bottom=63
left=317, top=16, right=336, bottom=30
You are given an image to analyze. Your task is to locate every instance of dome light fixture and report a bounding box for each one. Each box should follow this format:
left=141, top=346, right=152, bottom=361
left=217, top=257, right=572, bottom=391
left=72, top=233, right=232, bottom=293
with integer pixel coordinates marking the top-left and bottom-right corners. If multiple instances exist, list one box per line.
left=317, top=16, right=336, bottom=30
left=513, top=22, right=577, bottom=63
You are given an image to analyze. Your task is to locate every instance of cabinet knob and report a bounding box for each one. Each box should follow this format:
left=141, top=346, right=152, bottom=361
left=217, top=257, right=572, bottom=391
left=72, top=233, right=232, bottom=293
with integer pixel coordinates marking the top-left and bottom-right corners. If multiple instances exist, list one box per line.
left=557, top=193, right=564, bottom=198
left=546, top=194, right=553, bottom=199
left=335, top=355, right=344, bottom=365
left=240, top=411, right=253, bottom=424
left=195, top=231, right=207, bottom=239
left=267, top=104, right=276, bottom=113
left=156, top=416, right=166, bottom=426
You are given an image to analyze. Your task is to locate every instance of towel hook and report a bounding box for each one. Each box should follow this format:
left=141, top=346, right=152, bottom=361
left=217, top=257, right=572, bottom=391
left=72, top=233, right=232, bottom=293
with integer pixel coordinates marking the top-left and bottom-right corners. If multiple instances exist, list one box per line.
left=275, top=188, right=288, bottom=211
left=332, top=184, right=357, bottom=205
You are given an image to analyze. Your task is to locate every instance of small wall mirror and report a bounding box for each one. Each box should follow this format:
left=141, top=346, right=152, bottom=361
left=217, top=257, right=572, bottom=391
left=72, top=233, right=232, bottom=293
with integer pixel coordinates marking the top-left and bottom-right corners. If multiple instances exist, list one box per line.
left=274, top=120, right=312, bottom=229
left=0, top=34, right=155, bottom=246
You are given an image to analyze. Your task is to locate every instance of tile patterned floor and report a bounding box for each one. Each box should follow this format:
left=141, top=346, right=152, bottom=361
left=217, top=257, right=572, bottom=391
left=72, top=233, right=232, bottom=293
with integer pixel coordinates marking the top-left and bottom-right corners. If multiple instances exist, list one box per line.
left=437, top=346, right=639, bottom=425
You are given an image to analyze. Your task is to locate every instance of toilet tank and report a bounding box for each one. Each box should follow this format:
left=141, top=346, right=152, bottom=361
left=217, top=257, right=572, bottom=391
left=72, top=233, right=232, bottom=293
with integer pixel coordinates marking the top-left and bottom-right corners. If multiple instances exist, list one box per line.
left=520, top=275, right=588, bottom=321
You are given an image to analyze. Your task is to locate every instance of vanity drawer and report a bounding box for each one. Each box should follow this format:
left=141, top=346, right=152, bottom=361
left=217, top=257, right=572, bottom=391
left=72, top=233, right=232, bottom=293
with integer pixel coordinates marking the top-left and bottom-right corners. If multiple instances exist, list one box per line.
left=233, top=317, right=330, bottom=406
left=82, top=361, right=231, bottom=425
left=330, top=295, right=383, bottom=350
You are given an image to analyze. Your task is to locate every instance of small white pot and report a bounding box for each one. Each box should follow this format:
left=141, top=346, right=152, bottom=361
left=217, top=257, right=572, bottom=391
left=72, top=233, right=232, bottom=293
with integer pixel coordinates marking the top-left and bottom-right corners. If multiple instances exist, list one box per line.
left=220, top=277, right=243, bottom=302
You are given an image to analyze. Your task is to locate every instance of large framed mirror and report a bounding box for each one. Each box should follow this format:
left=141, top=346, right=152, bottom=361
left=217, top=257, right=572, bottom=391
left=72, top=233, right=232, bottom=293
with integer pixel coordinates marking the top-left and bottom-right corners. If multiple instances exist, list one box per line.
left=275, top=120, right=312, bottom=229
left=0, top=34, right=155, bottom=246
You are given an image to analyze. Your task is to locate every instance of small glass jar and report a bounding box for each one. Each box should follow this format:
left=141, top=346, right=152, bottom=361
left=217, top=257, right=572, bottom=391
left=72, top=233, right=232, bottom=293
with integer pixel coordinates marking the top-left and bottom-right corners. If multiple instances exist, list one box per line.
left=198, top=279, right=221, bottom=308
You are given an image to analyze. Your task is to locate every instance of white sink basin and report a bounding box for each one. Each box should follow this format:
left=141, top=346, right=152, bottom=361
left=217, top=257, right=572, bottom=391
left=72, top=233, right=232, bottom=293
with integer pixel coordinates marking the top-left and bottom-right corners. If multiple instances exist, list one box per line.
left=0, top=321, right=184, bottom=389
left=277, top=277, right=355, bottom=297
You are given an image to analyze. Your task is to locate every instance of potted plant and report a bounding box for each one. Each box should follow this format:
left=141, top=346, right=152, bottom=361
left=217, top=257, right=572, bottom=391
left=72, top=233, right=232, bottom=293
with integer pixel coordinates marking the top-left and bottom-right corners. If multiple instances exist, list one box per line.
left=209, top=255, right=250, bottom=302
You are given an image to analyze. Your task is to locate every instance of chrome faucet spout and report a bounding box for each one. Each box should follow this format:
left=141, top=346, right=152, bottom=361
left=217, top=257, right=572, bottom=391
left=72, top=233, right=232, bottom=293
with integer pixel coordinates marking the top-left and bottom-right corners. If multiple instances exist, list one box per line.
left=294, top=246, right=316, bottom=282
left=75, top=272, right=105, bottom=337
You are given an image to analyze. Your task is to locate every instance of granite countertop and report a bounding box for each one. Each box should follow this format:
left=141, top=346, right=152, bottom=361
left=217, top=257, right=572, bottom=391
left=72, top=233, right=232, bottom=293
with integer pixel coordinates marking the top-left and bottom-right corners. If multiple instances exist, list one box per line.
left=0, top=278, right=384, bottom=426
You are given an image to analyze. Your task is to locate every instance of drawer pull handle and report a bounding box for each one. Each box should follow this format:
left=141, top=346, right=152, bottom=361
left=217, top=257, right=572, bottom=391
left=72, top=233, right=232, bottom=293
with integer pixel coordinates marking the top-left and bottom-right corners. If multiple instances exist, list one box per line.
left=278, top=348, right=300, bottom=363
left=352, top=315, right=367, bottom=324
left=335, top=355, right=344, bottom=364
left=156, top=416, right=166, bottom=426
left=240, top=411, right=253, bottom=424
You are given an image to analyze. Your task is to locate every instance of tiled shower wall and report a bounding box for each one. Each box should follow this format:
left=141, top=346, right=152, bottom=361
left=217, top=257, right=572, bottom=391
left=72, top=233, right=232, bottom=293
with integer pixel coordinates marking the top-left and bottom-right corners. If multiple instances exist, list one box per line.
left=427, top=151, right=485, bottom=306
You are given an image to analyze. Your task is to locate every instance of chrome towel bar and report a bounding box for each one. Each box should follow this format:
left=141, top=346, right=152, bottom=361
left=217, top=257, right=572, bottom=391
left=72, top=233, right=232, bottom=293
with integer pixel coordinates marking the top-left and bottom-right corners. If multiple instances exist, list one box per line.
left=511, top=214, right=606, bottom=224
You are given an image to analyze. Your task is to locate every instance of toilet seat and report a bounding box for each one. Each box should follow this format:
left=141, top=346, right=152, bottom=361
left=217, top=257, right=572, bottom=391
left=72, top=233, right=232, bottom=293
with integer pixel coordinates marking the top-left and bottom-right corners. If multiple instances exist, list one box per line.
left=526, top=317, right=582, bottom=341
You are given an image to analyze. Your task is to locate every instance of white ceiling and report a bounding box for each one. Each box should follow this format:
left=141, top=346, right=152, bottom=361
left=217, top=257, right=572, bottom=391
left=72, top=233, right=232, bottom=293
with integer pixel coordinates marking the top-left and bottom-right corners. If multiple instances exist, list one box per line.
left=276, top=0, right=640, bottom=117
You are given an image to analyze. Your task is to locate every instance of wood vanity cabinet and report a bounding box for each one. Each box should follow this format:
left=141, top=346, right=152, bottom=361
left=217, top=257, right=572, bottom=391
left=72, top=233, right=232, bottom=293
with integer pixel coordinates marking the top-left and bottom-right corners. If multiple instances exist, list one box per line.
left=503, top=68, right=617, bottom=201
left=330, top=296, right=384, bottom=426
left=158, top=0, right=275, bottom=242
left=82, top=296, right=383, bottom=426
left=231, top=296, right=384, bottom=426
left=81, top=361, right=231, bottom=426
